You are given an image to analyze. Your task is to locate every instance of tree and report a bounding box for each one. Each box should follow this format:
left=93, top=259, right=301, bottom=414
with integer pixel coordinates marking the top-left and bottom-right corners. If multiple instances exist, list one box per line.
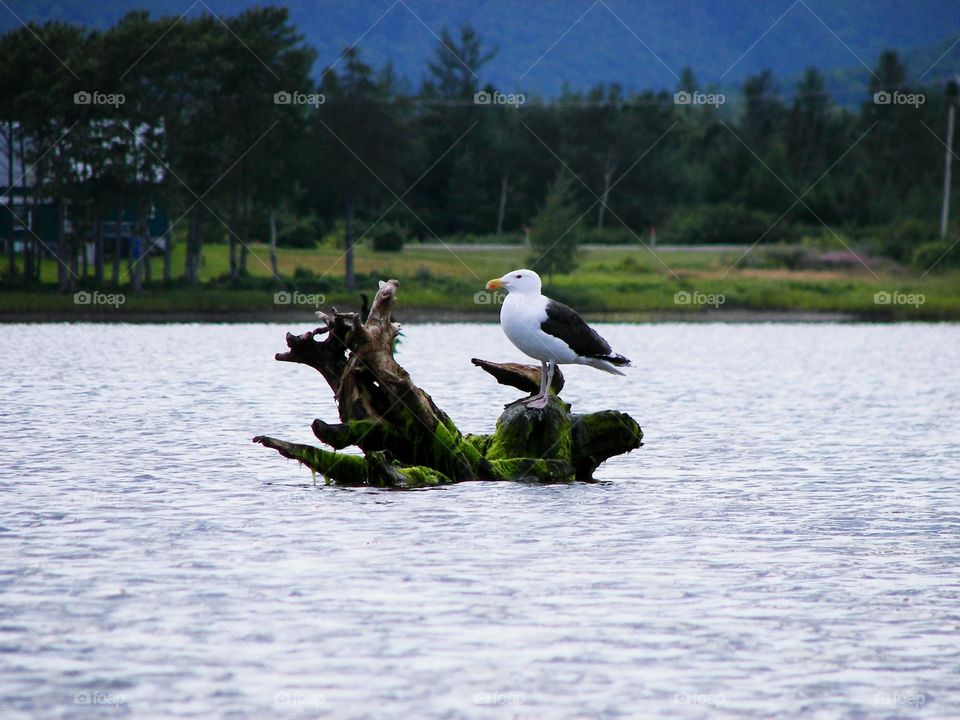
left=95, top=12, right=168, bottom=293
left=678, top=66, right=697, bottom=94
left=869, top=51, right=907, bottom=96
left=742, top=70, right=785, bottom=149
left=155, top=13, right=231, bottom=286
left=20, top=22, right=86, bottom=292
left=483, top=102, right=525, bottom=236
left=411, top=25, right=497, bottom=235
left=316, top=48, right=406, bottom=290
left=527, top=172, right=581, bottom=278
left=860, top=50, right=939, bottom=224
left=788, top=68, right=830, bottom=177
left=213, top=7, right=314, bottom=279
left=422, top=25, right=494, bottom=100
left=0, top=28, right=29, bottom=281
left=561, top=83, right=626, bottom=230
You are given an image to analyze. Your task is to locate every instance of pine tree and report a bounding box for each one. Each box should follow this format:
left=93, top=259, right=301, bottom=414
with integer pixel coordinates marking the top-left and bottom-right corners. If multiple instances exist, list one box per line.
left=527, top=173, right=581, bottom=278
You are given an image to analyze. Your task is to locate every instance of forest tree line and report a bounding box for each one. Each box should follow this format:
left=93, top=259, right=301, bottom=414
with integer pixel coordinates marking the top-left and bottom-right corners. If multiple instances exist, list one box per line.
left=0, top=7, right=956, bottom=292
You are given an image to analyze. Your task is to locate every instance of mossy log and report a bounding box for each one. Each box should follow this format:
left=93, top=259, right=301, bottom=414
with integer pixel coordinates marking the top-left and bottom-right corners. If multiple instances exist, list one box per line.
left=253, top=279, right=643, bottom=488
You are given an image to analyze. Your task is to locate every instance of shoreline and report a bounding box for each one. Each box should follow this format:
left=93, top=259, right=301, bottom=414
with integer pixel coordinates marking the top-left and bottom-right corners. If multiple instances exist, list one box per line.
left=0, top=308, right=942, bottom=324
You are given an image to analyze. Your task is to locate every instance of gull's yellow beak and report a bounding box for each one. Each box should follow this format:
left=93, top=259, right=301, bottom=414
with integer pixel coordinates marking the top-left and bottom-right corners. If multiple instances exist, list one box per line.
left=485, top=278, right=503, bottom=290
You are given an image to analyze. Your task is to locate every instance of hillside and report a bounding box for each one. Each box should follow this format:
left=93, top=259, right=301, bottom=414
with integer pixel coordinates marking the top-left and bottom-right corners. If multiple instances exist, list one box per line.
left=7, top=0, right=960, bottom=96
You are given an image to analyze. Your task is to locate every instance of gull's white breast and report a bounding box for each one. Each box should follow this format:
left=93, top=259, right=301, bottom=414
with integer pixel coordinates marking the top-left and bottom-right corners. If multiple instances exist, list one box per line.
left=499, top=293, right=577, bottom=363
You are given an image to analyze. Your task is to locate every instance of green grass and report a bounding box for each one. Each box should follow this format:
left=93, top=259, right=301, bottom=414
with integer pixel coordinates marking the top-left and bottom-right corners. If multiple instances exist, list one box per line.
left=2, top=241, right=959, bottom=320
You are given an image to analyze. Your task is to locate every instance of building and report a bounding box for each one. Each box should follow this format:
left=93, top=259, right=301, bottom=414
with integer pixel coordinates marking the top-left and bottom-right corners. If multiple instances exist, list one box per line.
left=1, top=151, right=170, bottom=263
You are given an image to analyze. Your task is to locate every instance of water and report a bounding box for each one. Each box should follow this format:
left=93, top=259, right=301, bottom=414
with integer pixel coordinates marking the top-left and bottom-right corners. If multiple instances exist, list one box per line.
left=2, top=322, right=959, bottom=719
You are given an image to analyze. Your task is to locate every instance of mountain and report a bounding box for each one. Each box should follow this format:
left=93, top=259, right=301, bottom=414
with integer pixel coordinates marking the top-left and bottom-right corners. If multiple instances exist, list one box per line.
left=6, top=0, right=960, bottom=96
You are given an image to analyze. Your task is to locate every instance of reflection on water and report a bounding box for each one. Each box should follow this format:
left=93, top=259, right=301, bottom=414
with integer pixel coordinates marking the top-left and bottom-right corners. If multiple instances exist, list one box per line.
left=1, top=322, right=959, bottom=718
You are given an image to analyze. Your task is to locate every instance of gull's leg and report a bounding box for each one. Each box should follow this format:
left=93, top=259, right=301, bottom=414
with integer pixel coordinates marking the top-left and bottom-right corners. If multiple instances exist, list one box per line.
left=518, top=360, right=549, bottom=407
left=526, top=361, right=553, bottom=409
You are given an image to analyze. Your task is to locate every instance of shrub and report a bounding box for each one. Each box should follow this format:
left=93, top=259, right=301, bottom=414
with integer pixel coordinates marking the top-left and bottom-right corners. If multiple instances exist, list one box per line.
left=371, top=224, right=405, bottom=252
left=414, top=265, right=432, bottom=282
left=291, top=266, right=330, bottom=290
left=278, top=215, right=324, bottom=249
left=912, top=241, right=959, bottom=272
left=742, top=245, right=811, bottom=270
left=879, top=219, right=937, bottom=262
left=664, top=204, right=793, bottom=245
left=799, top=227, right=855, bottom=252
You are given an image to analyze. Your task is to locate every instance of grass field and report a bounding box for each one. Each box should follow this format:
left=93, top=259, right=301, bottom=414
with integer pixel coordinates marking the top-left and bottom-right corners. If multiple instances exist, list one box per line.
left=1, top=240, right=958, bottom=320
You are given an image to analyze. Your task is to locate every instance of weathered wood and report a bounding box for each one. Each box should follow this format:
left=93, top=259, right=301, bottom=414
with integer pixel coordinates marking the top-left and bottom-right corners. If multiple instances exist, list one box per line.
left=471, top=358, right=565, bottom=395
left=254, top=279, right=643, bottom=488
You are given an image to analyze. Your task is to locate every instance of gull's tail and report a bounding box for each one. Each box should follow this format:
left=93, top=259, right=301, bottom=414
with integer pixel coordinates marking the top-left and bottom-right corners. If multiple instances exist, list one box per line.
left=582, top=353, right=631, bottom=376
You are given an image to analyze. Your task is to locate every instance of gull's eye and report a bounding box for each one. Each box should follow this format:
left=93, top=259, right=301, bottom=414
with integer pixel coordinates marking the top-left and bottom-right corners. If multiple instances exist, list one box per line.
left=515, top=274, right=522, bottom=279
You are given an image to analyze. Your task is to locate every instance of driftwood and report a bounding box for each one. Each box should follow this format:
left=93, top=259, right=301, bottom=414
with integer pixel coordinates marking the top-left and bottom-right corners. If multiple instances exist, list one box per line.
left=253, top=279, right=643, bottom=488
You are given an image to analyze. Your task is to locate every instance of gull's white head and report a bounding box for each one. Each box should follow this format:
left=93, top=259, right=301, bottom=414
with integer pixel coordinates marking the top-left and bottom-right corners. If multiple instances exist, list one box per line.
left=485, top=268, right=542, bottom=295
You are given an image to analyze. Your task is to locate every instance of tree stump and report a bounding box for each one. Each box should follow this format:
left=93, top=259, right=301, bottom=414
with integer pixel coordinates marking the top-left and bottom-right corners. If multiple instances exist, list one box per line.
left=253, top=279, right=643, bottom=488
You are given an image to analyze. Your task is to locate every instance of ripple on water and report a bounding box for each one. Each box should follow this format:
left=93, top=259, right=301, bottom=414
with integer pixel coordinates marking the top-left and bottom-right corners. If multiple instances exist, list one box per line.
left=1, top=322, right=959, bottom=718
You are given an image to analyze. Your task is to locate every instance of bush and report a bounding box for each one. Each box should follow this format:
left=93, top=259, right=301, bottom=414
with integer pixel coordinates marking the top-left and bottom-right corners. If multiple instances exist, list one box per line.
left=664, top=204, right=793, bottom=245
left=912, top=241, right=959, bottom=272
left=879, top=219, right=938, bottom=262
left=278, top=215, right=324, bottom=249
left=741, top=245, right=811, bottom=270
left=278, top=225, right=317, bottom=248
left=799, top=227, right=855, bottom=252
left=371, top=224, right=405, bottom=252
left=616, top=256, right=642, bottom=272
left=286, top=267, right=333, bottom=293
left=414, top=265, right=432, bottom=282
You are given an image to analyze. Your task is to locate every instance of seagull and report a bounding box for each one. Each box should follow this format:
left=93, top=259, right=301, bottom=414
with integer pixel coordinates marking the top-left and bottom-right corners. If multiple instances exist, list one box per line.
left=485, top=269, right=631, bottom=408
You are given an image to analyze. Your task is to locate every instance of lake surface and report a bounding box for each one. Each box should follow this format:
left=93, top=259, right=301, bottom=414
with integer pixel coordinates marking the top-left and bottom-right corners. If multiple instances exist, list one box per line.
left=2, top=322, right=959, bottom=719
